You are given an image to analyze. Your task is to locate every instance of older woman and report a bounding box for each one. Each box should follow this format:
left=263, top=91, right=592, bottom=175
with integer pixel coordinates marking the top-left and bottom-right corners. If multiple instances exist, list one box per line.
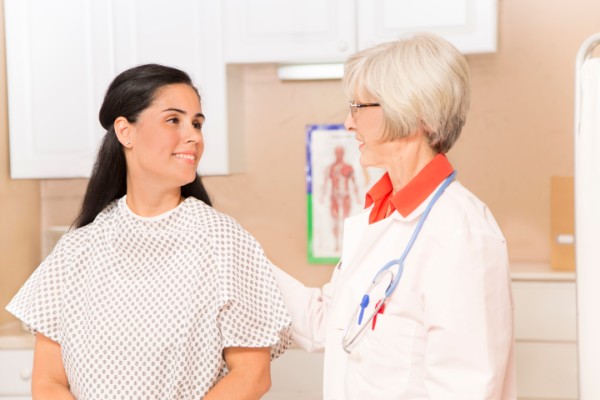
left=273, top=33, right=516, bottom=399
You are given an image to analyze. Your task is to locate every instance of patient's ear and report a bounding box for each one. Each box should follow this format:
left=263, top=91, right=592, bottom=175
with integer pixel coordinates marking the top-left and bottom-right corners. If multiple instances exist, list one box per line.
left=114, top=116, right=133, bottom=147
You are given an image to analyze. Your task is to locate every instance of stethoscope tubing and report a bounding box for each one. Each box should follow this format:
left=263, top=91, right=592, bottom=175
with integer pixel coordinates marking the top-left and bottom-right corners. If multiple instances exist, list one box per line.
left=341, top=170, right=457, bottom=354
left=380, top=170, right=456, bottom=297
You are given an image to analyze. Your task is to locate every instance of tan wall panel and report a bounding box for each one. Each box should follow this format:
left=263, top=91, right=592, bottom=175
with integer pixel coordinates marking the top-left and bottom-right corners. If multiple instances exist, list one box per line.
left=0, top=0, right=41, bottom=324
left=1, top=0, right=599, bottom=303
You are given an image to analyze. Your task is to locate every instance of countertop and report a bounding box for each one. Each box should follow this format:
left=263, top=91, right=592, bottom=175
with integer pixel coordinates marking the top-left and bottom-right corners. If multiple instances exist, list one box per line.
left=0, top=262, right=575, bottom=350
left=510, top=261, right=576, bottom=281
left=0, top=321, right=34, bottom=350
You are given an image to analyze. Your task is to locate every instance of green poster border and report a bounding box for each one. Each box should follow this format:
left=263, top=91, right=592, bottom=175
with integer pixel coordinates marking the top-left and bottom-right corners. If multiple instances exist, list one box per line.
left=306, top=124, right=343, bottom=265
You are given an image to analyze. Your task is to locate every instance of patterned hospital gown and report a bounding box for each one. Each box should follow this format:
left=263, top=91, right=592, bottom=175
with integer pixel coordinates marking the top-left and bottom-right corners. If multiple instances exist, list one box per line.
left=7, top=196, right=292, bottom=399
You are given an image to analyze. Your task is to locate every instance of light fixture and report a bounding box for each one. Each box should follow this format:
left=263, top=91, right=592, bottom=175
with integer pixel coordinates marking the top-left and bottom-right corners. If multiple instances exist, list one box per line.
left=277, top=63, right=344, bottom=81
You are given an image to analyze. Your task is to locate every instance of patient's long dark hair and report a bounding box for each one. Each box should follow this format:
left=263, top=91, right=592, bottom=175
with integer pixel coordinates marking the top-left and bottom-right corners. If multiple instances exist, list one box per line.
left=73, top=64, right=212, bottom=229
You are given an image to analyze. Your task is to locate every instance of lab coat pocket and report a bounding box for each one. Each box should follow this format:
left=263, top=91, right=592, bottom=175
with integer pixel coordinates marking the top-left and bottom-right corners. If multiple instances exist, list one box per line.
left=346, top=314, right=417, bottom=396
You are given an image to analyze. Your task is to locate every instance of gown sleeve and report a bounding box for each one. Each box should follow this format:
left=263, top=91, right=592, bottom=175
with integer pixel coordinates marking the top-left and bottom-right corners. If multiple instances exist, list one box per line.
left=5, top=236, right=69, bottom=343
left=214, top=222, right=292, bottom=360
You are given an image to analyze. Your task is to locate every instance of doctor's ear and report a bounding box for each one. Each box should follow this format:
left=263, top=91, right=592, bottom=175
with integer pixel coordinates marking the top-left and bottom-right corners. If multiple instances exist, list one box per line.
left=114, top=116, right=133, bottom=148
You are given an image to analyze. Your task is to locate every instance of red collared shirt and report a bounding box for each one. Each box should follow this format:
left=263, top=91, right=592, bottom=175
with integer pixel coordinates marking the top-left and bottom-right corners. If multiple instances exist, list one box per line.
left=365, top=153, right=454, bottom=224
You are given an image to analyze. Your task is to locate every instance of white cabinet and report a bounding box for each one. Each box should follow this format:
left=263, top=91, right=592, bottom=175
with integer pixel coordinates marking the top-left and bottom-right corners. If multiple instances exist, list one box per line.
left=5, top=0, right=236, bottom=178
left=357, top=0, right=497, bottom=54
left=0, top=349, right=33, bottom=399
left=222, top=0, right=356, bottom=63
left=222, top=0, right=497, bottom=64
left=512, top=279, right=578, bottom=400
left=264, top=348, right=323, bottom=400
left=4, top=0, right=113, bottom=179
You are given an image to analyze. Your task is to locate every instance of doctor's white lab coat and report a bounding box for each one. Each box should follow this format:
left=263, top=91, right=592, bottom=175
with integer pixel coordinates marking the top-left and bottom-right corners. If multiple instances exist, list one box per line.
left=272, top=180, right=517, bottom=400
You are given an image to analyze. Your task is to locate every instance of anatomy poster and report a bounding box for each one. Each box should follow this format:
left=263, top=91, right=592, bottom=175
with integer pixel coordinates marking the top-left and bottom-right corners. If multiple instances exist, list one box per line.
left=306, top=124, right=384, bottom=264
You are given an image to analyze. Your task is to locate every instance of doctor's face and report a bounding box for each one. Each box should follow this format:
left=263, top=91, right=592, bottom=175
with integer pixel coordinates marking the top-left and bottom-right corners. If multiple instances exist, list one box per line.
left=344, top=98, right=401, bottom=169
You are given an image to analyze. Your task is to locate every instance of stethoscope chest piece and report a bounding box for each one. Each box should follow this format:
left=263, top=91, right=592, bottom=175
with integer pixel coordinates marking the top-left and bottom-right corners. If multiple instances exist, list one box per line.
left=341, top=264, right=400, bottom=353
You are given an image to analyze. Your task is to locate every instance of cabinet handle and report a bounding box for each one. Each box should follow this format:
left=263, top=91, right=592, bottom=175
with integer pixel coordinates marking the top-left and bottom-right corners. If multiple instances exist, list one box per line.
left=338, top=41, right=348, bottom=52
left=20, top=368, right=32, bottom=381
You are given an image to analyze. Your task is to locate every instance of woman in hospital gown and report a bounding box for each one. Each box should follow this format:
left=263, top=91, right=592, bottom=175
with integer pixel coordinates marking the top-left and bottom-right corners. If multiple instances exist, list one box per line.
left=7, top=64, right=292, bottom=400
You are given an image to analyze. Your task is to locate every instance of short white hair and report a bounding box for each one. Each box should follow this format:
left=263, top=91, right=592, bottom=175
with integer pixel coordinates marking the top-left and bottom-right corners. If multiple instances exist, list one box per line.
left=343, top=33, right=471, bottom=153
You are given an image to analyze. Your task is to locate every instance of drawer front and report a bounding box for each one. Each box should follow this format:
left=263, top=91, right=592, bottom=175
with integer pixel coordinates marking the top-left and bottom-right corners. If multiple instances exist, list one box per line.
left=516, top=342, right=578, bottom=399
left=0, top=350, right=33, bottom=395
left=512, top=281, right=576, bottom=341
left=268, top=348, right=323, bottom=397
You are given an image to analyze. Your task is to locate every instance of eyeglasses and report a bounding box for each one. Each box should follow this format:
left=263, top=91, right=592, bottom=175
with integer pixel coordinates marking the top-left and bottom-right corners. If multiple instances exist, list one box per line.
left=349, top=101, right=381, bottom=114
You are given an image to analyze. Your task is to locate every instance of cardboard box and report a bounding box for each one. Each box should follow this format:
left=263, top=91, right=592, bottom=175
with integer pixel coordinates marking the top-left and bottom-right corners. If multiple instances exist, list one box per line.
left=550, top=176, right=575, bottom=271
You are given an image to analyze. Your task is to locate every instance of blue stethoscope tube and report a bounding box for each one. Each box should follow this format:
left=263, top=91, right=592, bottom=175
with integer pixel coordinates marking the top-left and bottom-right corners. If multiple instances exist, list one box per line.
left=341, top=170, right=457, bottom=353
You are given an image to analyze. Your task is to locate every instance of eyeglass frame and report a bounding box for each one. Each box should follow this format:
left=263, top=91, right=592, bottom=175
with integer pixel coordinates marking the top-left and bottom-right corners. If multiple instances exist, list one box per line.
left=349, top=101, right=381, bottom=113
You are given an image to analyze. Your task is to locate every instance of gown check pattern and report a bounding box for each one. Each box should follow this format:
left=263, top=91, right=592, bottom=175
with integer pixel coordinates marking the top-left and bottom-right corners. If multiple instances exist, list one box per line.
left=7, top=197, right=292, bottom=399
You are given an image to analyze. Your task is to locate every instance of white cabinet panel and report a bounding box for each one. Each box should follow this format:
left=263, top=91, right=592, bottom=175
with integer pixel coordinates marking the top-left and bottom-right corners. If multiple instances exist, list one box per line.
left=264, top=348, right=323, bottom=400
left=222, top=0, right=496, bottom=65
left=515, top=342, right=578, bottom=400
left=110, top=0, right=229, bottom=175
left=0, top=350, right=33, bottom=396
left=511, top=276, right=578, bottom=400
left=357, top=0, right=497, bottom=53
left=222, top=0, right=355, bottom=63
left=5, top=0, right=234, bottom=178
left=5, top=0, right=113, bottom=178
left=512, top=281, right=577, bottom=341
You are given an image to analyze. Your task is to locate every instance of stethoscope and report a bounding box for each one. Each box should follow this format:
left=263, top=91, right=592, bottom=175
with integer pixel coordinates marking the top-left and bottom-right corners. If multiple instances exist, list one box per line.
left=341, top=171, right=457, bottom=354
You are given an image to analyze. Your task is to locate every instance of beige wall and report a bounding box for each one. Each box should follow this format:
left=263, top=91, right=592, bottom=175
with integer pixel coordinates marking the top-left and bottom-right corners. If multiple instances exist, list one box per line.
left=205, top=0, right=600, bottom=284
left=0, top=0, right=41, bottom=324
left=2, top=0, right=600, bottom=321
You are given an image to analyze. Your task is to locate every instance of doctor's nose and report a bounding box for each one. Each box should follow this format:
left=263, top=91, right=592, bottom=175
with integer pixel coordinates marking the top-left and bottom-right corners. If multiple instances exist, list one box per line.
left=344, top=112, right=355, bottom=131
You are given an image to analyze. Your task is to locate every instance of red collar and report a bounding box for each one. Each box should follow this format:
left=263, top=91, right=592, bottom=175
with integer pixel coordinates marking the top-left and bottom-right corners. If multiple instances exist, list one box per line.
left=365, top=154, right=454, bottom=223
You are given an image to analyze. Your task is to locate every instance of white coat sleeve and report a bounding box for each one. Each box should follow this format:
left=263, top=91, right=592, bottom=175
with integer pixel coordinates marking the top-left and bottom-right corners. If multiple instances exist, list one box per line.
left=270, top=263, right=336, bottom=353
left=422, top=230, right=515, bottom=400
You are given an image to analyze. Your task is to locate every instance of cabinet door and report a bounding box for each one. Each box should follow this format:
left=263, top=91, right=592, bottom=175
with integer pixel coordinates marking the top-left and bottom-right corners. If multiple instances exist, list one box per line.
left=222, top=0, right=355, bottom=63
left=5, top=0, right=113, bottom=179
left=512, top=281, right=577, bottom=341
left=0, top=349, right=33, bottom=396
left=515, top=342, right=578, bottom=399
left=110, top=0, right=231, bottom=175
left=5, top=0, right=234, bottom=177
left=266, top=348, right=323, bottom=398
left=357, top=0, right=497, bottom=54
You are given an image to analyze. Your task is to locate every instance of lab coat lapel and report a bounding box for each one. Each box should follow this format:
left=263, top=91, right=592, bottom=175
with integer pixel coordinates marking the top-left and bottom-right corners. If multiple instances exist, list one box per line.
left=342, top=204, right=428, bottom=274
left=342, top=213, right=396, bottom=274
